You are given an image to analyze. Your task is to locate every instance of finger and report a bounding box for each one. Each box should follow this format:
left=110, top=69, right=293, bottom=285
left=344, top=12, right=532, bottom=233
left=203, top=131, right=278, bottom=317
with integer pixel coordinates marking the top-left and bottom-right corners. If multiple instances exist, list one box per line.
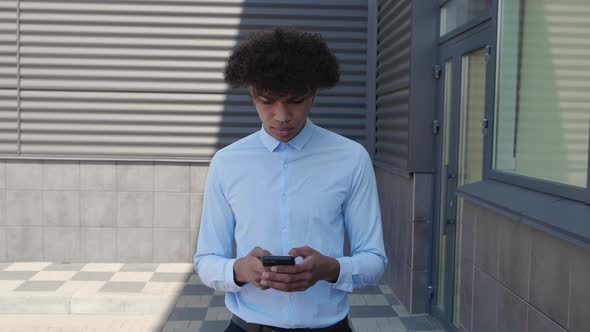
left=261, top=279, right=311, bottom=292
left=261, top=271, right=310, bottom=284
left=288, top=246, right=315, bottom=258
left=270, top=264, right=305, bottom=274
left=254, top=265, right=273, bottom=274
left=249, top=247, right=271, bottom=258
left=253, top=281, right=270, bottom=291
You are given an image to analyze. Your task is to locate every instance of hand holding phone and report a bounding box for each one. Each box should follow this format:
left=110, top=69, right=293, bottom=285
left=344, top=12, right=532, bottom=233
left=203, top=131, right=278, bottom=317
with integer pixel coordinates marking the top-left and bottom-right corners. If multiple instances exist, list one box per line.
left=261, top=255, right=295, bottom=266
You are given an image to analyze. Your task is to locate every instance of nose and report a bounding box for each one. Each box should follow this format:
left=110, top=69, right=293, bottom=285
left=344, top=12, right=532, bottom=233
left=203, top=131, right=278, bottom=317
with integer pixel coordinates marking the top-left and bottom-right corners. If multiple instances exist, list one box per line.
left=274, top=102, right=291, bottom=124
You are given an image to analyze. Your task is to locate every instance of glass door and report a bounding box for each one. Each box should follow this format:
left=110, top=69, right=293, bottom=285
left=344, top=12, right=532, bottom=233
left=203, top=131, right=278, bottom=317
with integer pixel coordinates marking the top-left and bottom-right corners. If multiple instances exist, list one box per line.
left=432, top=28, right=493, bottom=329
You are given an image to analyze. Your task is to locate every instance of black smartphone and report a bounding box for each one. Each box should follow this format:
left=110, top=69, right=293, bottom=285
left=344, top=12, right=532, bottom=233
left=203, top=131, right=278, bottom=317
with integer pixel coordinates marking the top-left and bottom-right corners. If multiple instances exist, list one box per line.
left=261, top=255, right=295, bottom=267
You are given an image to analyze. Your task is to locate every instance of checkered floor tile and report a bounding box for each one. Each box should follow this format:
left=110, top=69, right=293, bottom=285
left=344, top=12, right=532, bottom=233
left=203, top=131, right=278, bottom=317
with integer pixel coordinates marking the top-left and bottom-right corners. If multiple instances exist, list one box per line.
left=0, top=262, right=446, bottom=332
left=161, top=277, right=446, bottom=332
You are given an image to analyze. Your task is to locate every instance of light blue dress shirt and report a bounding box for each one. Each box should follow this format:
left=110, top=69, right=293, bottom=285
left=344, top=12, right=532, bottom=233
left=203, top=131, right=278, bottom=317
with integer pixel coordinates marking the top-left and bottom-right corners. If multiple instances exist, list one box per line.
left=194, top=118, right=387, bottom=329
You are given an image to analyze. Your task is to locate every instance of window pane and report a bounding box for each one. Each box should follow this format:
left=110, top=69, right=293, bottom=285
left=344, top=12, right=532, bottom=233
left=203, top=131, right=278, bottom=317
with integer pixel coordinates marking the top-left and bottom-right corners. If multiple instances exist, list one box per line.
left=459, top=49, right=487, bottom=186
left=437, top=61, right=452, bottom=311
left=440, top=0, right=492, bottom=36
left=494, top=0, right=590, bottom=188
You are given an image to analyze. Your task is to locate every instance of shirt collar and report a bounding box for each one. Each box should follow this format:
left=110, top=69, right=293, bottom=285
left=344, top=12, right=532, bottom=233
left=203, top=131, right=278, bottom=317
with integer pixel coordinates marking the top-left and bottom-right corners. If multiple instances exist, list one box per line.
left=259, top=118, right=315, bottom=152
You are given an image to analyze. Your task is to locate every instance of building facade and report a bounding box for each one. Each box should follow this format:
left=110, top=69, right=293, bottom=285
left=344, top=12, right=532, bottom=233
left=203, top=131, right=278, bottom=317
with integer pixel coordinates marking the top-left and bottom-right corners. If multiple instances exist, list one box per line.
left=376, top=1, right=590, bottom=332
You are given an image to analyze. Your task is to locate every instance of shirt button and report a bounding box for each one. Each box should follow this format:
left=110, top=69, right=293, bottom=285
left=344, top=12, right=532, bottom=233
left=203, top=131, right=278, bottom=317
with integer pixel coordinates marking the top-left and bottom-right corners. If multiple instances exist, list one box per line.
left=282, top=193, right=286, bottom=200
left=283, top=162, right=287, bottom=169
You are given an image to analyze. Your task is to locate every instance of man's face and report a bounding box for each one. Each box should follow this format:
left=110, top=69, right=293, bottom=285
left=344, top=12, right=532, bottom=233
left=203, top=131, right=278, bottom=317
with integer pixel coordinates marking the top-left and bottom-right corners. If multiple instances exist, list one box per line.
left=250, top=86, right=316, bottom=142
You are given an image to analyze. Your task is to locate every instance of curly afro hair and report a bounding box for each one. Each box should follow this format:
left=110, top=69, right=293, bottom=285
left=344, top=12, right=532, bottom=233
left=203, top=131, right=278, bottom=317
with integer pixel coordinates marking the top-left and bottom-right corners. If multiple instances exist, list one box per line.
left=223, top=26, right=340, bottom=96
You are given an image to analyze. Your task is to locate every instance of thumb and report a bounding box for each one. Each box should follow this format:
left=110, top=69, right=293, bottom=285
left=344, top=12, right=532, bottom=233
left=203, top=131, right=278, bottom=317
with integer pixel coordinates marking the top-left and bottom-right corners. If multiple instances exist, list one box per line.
left=249, top=246, right=272, bottom=258
left=288, top=246, right=315, bottom=258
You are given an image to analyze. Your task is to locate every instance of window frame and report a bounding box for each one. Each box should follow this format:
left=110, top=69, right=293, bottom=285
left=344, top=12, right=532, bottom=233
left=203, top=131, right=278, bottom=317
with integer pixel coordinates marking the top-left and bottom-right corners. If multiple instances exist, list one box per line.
left=438, top=0, right=493, bottom=44
left=486, top=0, right=590, bottom=205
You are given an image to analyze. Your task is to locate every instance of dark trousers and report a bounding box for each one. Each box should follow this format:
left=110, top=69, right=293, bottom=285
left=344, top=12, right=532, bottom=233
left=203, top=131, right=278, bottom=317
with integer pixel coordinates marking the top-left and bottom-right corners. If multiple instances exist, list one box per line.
left=225, top=320, right=247, bottom=332
left=224, top=320, right=353, bottom=332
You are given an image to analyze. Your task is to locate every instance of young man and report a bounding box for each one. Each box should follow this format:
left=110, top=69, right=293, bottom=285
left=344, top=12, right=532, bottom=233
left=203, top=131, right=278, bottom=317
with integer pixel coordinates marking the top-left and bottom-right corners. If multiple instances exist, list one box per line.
left=194, top=27, right=387, bottom=332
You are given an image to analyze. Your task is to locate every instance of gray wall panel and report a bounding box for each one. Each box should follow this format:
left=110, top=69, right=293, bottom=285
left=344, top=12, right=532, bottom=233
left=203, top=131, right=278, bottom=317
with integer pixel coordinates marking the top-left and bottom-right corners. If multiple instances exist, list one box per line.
left=375, top=0, right=411, bottom=169
left=2, top=0, right=370, bottom=160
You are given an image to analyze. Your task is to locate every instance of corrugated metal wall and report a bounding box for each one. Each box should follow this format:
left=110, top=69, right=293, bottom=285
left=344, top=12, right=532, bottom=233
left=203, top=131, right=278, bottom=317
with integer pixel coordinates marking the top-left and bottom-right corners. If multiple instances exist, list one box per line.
left=0, top=0, right=369, bottom=160
left=0, top=0, right=17, bottom=154
left=375, top=0, right=411, bottom=169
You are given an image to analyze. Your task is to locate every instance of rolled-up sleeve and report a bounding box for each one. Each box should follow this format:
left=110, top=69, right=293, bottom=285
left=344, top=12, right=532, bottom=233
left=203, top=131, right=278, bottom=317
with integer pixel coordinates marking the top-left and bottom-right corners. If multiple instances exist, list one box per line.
left=193, top=154, right=243, bottom=292
left=332, top=147, right=387, bottom=292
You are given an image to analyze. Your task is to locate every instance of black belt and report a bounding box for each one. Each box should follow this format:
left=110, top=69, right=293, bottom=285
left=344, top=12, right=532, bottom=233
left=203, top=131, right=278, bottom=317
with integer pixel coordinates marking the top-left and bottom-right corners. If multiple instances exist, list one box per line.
left=231, top=314, right=351, bottom=332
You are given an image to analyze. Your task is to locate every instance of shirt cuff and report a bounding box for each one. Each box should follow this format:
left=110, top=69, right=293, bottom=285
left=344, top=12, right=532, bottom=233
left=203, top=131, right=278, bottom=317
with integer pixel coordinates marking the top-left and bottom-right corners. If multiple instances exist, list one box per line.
left=332, top=256, right=354, bottom=292
left=223, top=258, right=244, bottom=292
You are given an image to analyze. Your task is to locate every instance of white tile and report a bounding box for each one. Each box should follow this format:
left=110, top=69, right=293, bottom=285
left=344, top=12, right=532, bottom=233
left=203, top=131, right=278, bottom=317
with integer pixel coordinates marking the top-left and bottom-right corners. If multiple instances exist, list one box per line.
left=117, top=228, right=153, bottom=263
left=189, top=193, right=203, bottom=229
left=393, top=304, right=410, bottom=317
left=43, top=191, right=79, bottom=227
left=30, top=271, right=78, bottom=281
left=43, top=227, right=83, bottom=263
left=80, top=191, right=116, bottom=227
left=5, top=227, right=43, bottom=261
left=154, top=163, right=190, bottom=192
left=175, top=295, right=211, bottom=308
left=6, top=191, right=43, bottom=226
left=156, top=263, right=193, bottom=273
left=0, top=280, right=25, bottom=291
left=153, top=229, right=190, bottom=263
left=379, top=284, right=393, bottom=294
left=81, top=263, right=123, bottom=272
left=43, top=161, right=79, bottom=190
left=0, top=161, right=5, bottom=189
left=109, top=271, right=153, bottom=282
left=205, top=306, right=232, bottom=320
left=362, top=294, right=389, bottom=306
left=56, top=281, right=106, bottom=294
left=80, top=228, right=117, bottom=262
left=6, top=161, right=42, bottom=190
left=117, top=192, right=153, bottom=228
left=190, top=164, right=209, bottom=193
left=154, top=192, right=190, bottom=229
left=80, top=161, right=116, bottom=191
left=0, top=227, right=6, bottom=261
left=352, top=317, right=406, bottom=332
left=117, top=162, right=153, bottom=192
left=4, top=262, right=52, bottom=271
left=142, top=281, right=185, bottom=295
left=349, top=294, right=367, bottom=306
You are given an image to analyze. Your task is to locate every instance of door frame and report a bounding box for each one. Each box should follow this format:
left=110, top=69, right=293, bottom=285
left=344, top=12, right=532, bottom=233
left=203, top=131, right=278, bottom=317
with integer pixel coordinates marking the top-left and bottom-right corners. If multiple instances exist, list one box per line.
left=430, top=22, right=496, bottom=330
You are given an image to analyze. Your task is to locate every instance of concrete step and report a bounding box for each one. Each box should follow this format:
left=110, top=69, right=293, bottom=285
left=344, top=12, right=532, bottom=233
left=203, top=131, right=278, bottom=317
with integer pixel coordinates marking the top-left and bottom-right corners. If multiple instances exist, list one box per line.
left=0, top=291, right=179, bottom=316
left=0, top=314, right=166, bottom=332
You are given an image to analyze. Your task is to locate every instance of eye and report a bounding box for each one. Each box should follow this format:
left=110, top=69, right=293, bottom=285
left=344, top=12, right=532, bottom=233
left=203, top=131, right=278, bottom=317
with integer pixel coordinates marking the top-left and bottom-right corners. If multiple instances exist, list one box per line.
left=260, top=99, right=273, bottom=105
left=290, top=99, right=305, bottom=104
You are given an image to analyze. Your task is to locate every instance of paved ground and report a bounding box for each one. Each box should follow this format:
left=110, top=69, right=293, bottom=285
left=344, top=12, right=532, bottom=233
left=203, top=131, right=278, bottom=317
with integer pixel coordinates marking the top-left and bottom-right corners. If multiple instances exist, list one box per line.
left=0, top=262, right=445, bottom=332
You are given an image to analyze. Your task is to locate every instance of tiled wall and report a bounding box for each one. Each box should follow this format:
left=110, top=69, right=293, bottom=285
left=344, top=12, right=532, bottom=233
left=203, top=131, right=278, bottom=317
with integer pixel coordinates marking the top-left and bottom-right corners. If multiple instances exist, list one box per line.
left=375, top=166, right=433, bottom=314
left=0, top=160, right=208, bottom=263
left=459, top=200, right=590, bottom=332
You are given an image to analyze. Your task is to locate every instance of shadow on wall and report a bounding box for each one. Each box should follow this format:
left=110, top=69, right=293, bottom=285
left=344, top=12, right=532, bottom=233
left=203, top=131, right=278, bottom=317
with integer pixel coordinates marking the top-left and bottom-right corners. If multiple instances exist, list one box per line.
left=215, top=0, right=369, bottom=153
left=215, top=0, right=371, bottom=257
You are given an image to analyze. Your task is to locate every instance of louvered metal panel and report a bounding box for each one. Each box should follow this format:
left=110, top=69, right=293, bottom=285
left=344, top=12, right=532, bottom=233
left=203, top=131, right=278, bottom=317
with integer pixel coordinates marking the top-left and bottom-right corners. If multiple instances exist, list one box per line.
left=375, top=0, right=411, bottom=169
left=19, top=90, right=367, bottom=156
left=0, top=1, right=16, bottom=154
left=0, top=89, right=17, bottom=153
left=12, top=0, right=369, bottom=160
left=0, top=0, right=16, bottom=88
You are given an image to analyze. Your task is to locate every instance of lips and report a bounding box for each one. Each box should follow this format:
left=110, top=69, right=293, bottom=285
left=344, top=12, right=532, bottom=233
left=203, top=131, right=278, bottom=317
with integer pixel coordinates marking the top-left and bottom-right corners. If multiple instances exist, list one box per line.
left=272, top=127, right=292, bottom=137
